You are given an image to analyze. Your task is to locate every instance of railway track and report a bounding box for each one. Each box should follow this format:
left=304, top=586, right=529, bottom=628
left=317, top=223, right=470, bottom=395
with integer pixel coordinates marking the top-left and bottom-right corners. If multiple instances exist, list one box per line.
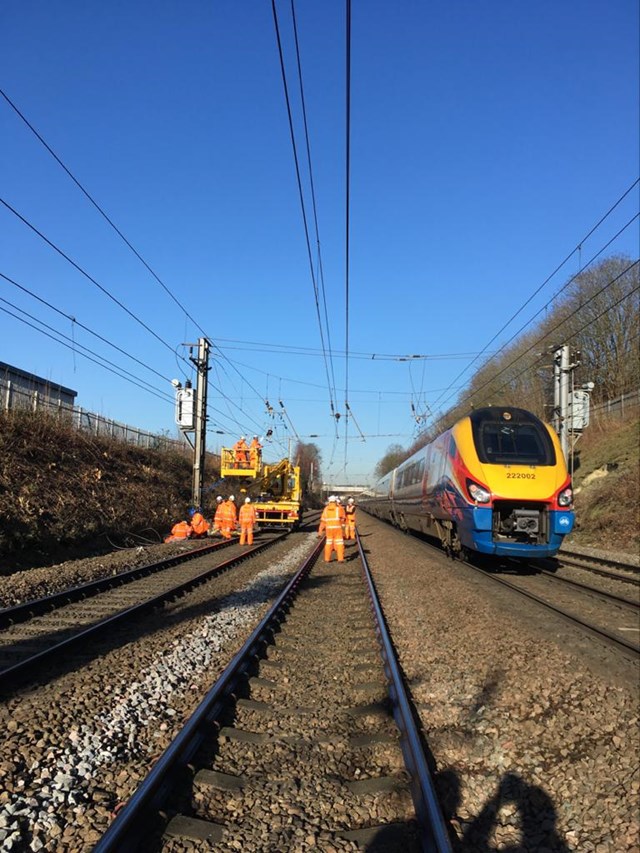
left=556, top=549, right=640, bottom=584
left=94, top=533, right=452, bottom=852
left=0, top=533, right=287, bottom=693
left=407, top=536, right=640, bottom=659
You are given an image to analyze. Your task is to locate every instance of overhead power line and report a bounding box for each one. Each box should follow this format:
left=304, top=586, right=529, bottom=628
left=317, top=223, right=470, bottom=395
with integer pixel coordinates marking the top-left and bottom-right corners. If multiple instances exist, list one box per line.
left=344, top=0, right=352, bottom=469
left=289, top=0, right=338, bottom=407
left=0, top=87, right=271, bottom=434
left=0, top=302, right=174, bottom=404
left=432, top=177, right=640, bottom=410
left=0, top=87, right=208, bottom=341
left=458, top=259, right=639, bottom=410
left=0, top=271, right=173, bottom=384
left=0, top=196, right=187, bottom=362
left=270, top=0, right=339, bottom=423
left=435, top=215, right=639, bottom=414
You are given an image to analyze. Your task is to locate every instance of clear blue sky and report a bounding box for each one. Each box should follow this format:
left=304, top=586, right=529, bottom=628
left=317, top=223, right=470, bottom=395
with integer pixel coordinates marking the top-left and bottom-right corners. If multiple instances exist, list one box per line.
left=2, top=1, right=638, bottom=485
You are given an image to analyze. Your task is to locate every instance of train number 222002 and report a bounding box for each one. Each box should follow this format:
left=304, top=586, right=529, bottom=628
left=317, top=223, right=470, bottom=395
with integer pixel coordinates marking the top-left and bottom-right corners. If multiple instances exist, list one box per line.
left=506, top=472, right=536, bottom=479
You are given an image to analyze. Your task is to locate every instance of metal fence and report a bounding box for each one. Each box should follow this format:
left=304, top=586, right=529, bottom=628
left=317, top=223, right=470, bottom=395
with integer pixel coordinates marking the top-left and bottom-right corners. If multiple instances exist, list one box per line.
left=1, top=378, right=188, bottom=452
left=592, top=388, right=639, bottom=419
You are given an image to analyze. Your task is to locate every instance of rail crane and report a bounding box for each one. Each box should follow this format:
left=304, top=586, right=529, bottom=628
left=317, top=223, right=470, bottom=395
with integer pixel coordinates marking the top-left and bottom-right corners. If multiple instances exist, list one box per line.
left=219, top=446, right=302, bottom=529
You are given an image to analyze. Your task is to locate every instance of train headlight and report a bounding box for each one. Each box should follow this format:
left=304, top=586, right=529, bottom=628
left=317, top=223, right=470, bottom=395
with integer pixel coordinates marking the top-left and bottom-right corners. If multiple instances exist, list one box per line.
left=467, top=479, right=491, bottom=503
left=558, top=487, right=573, bottom=507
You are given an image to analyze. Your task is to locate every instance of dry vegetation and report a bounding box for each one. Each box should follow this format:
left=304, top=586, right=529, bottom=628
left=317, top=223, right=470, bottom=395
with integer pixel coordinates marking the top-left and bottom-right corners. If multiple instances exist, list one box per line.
left=0, top=410, right=219, bottom=573
left=569, top=412, right=639, bottom=553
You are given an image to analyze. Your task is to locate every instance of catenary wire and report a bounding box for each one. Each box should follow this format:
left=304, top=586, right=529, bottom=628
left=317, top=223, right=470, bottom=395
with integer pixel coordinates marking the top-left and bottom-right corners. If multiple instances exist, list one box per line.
left=270, top=0, right=339, bottom=423
left=455, top=260, right=639, bottom=411
left=435, top=212, right=640, bottom=412
left=290, top=0, right=339, bottom=407
left=0, top=196, right=188, bottom=362
left=0, top=87, right=271, bottom=434
left=344, top=0, right=352, bottom=470
left=0, top=271, right=173, bottom=384
left=431, top=178, right=640, bottom=410
left=0, top=304, right=174, bottom=405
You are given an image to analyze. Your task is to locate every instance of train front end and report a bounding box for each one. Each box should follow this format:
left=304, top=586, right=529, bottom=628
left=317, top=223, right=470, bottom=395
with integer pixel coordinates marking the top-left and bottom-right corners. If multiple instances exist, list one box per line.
left=455, top=407, right=574, bottom=558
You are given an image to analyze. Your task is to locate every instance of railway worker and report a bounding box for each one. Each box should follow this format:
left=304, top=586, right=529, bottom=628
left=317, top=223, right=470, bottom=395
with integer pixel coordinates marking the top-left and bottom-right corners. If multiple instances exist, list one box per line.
left=189, top=507, right=209, bottom=538
left=344, top=497, right=357, bottom=541
left=211, top=496, right=224, bottom=536
left=318, top=495, right=345, bottom=563
left=239, top=497, right=257, bottom=545
left=249, top=435, right=263, bottom=468
left=164, top=518, right=192, bottom=543
left=220, top=495, right=238, bottom=539
left=233, top=436, right=249, bottom=468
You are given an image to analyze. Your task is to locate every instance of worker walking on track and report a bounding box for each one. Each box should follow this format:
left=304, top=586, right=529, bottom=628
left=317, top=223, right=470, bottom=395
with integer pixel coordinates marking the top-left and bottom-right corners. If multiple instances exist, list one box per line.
left=344, top=497, right=357, bottom=541
left=318, top=495, right=345, bottom=563
left=239, top=497, right=257, bottom=545
left=249, top=435, right=263, bottom=468
left=233, top=436, right=249, bottom=468
left=189, top=507, right=209, bottom=538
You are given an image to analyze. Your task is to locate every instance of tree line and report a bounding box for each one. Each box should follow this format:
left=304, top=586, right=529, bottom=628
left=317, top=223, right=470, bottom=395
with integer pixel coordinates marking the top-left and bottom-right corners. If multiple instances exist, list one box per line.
left=374, top=255, right=639, bottom=479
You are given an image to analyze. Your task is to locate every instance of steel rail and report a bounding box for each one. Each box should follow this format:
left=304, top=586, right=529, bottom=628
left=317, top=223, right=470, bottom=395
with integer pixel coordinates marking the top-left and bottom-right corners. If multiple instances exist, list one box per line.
left=0, top=539, right=236, bottom=628
left=93, top=537, right=324, bottom=853
left=0, top=534, right=287, bottom=695
left=558, top=549, right=640, bottom=575
left=537, top=569, right=640, bottom=610
left=475, top=571, right=639, bottom=656
left=555, top=556, right=640, bottom=585
left=356, top=531, right=453, bottom=853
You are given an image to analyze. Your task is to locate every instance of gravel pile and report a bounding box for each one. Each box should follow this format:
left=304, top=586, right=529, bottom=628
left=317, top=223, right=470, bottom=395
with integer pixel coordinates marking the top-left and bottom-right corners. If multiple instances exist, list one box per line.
left=0, top=534, right=318, bottom=851
left=360, top=513, right=639, bottom=852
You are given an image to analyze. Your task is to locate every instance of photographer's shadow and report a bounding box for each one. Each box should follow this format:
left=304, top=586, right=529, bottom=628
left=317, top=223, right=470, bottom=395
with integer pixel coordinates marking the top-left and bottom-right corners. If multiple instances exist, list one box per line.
left=439, top=770, right=569, bottom=852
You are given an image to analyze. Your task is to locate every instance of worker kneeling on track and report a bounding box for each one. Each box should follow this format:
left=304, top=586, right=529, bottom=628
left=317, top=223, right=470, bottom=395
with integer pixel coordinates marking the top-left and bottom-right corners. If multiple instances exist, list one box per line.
left=318, top=495, right=345, bottom=562
left=189, top=506, right=210, bottom=538
left=164, top=518, right=192, bottom=543
left=239, top=497, right=257, bottom=545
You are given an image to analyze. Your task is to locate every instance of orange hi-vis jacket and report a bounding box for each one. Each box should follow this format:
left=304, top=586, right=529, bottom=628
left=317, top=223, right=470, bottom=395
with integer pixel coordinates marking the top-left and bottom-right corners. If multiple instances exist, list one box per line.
left=164, top=520, right=192, bottom=542
left=233, top=439, right=248, bottom=464
left=319, top=503, right=345, bottom=562
left=191, top=512, right=209, bottom=537
left=319, top=504, right=344, bottom=539
left=219, top=500, right=237, bottom=538
left=344, top=503, right=357, bottom=538
left=239, top=503, right=257, bottom=527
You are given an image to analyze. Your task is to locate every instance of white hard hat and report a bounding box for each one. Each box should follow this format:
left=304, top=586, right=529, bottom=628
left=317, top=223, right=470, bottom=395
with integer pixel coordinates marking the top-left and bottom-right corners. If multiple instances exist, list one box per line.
left=245, top=497, right=251, bottom=503
left=348, top=498, right=354, bottom=504
left=229, top=495, right=235, bottom=501
left=328, top=495, right=336, bottom=502
left=240, top=436, right=245, bottom=440
left=216, top=496, right=223, bottom=502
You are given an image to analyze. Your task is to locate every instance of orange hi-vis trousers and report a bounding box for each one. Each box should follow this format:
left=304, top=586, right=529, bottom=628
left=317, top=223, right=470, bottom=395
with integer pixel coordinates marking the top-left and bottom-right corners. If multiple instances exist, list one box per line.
left=344, top=509, right=356, bottom=540
left=240, top=525, right=254, bottom=545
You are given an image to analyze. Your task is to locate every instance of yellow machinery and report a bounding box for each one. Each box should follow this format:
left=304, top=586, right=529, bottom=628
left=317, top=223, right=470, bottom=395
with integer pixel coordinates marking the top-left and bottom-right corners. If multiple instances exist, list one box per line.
left=219, top=449, right=302, bottom=528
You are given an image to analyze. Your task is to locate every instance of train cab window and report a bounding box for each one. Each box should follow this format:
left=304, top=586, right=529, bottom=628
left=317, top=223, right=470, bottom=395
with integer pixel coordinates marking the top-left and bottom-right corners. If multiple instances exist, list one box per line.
left=471, top=408, right=556, bottom=466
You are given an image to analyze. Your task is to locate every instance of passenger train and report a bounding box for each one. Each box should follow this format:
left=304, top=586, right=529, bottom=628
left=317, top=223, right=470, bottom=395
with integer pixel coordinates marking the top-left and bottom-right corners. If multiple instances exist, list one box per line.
left=362, top=406, right=574, bottom=560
